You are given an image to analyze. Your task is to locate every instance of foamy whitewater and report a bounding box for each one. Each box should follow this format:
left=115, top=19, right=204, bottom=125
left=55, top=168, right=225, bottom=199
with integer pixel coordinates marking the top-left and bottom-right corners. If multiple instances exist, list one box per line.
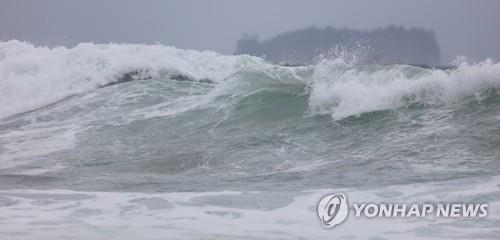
left=1, top=40, right=500, bottom=239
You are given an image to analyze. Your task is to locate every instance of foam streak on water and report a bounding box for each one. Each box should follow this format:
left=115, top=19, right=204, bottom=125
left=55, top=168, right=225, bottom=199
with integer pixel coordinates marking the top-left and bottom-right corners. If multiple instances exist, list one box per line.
left=2, top=40, right=500, bottom=120
left=0, top=176, right=499, bottom=239
left=1, top=41, right=500, bottom=239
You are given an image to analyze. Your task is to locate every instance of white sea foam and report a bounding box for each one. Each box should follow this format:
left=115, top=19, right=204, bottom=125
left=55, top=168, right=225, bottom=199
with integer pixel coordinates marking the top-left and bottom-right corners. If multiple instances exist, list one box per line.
left=0, top=40, right=266, bottom=119
left=0, top=125, right=77, bottom=170
left=0, top=175, right=498, bottom=239
left=2, top=40, right=500, bottom=121
left=309, top=59, right=500, bottom=120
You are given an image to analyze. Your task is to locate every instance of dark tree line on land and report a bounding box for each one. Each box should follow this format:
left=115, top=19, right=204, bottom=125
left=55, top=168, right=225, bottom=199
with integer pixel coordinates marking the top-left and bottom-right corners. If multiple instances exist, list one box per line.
left=235, top=26, right=441, bottom=66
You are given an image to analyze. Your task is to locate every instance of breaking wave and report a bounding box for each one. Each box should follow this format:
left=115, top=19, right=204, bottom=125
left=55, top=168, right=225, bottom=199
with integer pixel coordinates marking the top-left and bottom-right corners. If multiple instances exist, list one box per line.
left=1, top=40, right=500, bottom=120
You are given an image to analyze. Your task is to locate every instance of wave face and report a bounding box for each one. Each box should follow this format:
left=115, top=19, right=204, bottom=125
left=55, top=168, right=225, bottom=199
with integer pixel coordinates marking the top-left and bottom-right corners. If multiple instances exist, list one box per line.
left=0, top=40, right=259, bottom=119
left=1, top=41, right=500, bottom=239
left=309, top=60, right=500, bottom=119
left=2, top=40, right=500, bottom=120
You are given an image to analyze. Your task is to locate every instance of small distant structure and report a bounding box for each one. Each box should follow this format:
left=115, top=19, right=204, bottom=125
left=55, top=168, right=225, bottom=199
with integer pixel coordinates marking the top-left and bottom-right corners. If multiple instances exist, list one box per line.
left=235, top=26, right=441, bottom=66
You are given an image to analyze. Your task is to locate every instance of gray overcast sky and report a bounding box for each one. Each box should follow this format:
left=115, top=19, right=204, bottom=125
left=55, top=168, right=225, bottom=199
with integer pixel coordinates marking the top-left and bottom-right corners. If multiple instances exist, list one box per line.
left=1, top=0, right=500, bottom=63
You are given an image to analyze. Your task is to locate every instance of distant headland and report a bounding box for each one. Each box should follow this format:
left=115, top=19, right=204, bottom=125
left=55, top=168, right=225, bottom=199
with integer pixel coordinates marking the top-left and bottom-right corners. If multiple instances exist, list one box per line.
left=235, top=26, right=441, bottom=66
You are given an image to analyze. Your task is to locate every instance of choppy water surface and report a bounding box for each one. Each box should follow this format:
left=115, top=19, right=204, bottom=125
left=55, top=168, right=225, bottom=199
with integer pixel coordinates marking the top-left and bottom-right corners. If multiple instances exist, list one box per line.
left=1, top=41, right=500, bottom=239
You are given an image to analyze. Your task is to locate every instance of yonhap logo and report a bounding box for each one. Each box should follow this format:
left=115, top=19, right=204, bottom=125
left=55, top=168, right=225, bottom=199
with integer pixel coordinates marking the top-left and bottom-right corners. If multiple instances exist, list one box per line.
left=317, top=193, right=349, bottom=228
left=316, top=192, right=488, bottom=229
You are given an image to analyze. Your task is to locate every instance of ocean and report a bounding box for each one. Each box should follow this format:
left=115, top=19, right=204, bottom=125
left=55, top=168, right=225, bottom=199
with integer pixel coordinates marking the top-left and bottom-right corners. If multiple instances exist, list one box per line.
left=1, top=40, right=499, bottom=239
